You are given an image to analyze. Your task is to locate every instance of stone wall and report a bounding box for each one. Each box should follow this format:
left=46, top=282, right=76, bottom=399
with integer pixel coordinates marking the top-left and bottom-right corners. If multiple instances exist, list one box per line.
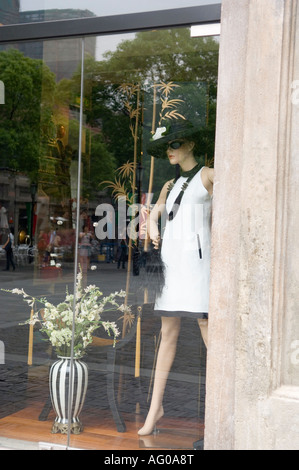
left=205, top=0, right=299, bottom=450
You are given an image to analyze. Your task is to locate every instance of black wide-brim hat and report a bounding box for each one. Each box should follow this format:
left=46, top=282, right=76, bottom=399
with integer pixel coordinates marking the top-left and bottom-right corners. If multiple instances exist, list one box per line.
left=146, top=119, right=199, bottom=159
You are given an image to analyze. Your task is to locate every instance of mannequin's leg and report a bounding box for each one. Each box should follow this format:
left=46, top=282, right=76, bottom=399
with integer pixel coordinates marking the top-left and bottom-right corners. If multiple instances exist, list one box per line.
left=198, top=319, right=208, bottom=348
left=138, top=316, right=181, bottom=436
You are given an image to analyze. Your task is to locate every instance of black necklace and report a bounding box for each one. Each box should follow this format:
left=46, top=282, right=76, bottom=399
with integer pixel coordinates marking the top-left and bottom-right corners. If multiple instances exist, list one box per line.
left=180, top=163, right=201, bottom=178
left=167, top=163, right=201, bottom=221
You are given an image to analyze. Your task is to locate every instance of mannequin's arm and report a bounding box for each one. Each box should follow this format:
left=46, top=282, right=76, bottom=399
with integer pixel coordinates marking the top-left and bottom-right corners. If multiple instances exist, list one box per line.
left=201, top=167, right=214, bottom=195
left=147, top=180, right=172, bottom=248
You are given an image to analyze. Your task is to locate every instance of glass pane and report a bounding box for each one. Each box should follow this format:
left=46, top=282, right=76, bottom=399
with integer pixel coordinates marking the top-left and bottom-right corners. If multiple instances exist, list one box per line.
left=0, top=38, right=83, bottom=449
left=69, top=27, right=218, bottom=450
left=0, top=26, right=218, bottom=450
left=0, top=0, right=221, bottom=26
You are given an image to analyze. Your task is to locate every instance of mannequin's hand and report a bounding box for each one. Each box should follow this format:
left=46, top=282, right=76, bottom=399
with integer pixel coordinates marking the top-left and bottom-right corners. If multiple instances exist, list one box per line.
left=152, top=235, right=161, bottom=250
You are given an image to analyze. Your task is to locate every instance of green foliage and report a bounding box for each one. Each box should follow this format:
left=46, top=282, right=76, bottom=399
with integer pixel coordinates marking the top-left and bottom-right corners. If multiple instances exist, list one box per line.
left=93, top=29, right=218, bottom=167
left=0, top=29, right=218, bottom=205
left=82, top=131, right=117, bottom=200
left=0, top=48, right=56, bottom=180
left=94, top=28, right=218, bottom=194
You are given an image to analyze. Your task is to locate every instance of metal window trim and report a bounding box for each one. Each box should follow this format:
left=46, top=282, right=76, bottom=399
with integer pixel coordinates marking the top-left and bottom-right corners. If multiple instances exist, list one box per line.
left=0, top=4, right=221, bottom=44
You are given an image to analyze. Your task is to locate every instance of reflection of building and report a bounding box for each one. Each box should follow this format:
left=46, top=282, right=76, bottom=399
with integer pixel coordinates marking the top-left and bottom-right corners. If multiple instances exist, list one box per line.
left=0, top=169, right=32, bottom=243
left=0, top=0, right=19, bottom=25
left=0, top=8, right=97, bottom=79
left=19, top=10, right=96, bottom=80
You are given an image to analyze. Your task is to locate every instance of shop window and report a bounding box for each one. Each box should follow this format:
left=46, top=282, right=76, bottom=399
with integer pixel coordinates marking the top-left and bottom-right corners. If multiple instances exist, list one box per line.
left=0, top=26, right=218, bottom=450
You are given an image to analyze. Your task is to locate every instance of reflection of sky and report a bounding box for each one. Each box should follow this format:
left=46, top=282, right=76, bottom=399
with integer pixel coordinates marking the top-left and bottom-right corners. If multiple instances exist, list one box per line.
left=18, top=0, right=221, bottom=59
left=96, top=34, right=136, bottom=61
left=19, top=0, right=221, bottom=15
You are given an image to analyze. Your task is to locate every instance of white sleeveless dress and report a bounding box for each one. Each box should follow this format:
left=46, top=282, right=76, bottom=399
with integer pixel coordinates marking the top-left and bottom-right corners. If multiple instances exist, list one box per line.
left=154, top=167, right=212, bottom=319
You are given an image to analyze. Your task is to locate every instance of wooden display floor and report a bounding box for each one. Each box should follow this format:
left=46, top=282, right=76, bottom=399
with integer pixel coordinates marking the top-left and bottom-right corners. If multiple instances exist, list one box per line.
left=0, top=404, right=204, bottom=450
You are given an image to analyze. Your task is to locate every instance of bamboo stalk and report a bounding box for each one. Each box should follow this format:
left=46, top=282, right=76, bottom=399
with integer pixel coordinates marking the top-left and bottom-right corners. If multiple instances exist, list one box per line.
left=123, top=85, right=140, bottom=335
left=134, top=307, right=142, bottom=378
left=118, top=85, right=141, bottom=403
left=27, top=308, right=34, bottom=366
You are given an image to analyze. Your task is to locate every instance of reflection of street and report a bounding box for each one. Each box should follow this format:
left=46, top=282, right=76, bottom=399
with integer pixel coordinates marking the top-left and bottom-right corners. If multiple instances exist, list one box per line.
left=0, top=261, right=132, bottom=421
left=0, top=259, right=159, bottom=338
left=0, top=258, right=206, bottom=443
left=0, top=262, right=129, bottom=326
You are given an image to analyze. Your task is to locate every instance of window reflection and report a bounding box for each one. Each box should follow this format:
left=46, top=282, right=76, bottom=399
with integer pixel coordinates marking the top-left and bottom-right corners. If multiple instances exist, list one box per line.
left=0, top=27, right=218, bottom=449
left=79, top=28, right=217, bottom=448
left=0, top=1, right=221, bottom=26
left=0, top=39, right=83, bottom=448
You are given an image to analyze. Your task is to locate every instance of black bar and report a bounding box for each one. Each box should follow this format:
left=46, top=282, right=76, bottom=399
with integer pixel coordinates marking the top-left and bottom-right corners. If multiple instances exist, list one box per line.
left=0, top=4, right=221, bottom=44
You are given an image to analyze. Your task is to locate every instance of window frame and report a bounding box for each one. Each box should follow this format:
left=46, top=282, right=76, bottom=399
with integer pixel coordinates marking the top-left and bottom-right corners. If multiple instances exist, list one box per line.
left=0, top=4, right=221, bottom=43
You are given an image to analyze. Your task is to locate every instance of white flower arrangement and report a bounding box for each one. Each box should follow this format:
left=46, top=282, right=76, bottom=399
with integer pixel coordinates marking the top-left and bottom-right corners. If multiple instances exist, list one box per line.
left=2, top=270, right=129, bottom=358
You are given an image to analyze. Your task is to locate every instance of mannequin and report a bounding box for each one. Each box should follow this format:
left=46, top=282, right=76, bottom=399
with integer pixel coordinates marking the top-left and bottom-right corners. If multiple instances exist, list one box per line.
left=138, top=120, right=214, bottom=436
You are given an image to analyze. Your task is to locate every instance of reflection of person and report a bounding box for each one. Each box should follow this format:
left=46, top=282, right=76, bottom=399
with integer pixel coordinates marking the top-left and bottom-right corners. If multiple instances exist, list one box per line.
left=0, top=203, right=8, bottom=230
left=2, top=228, right=15, bottom=271
left=37, top=229, right=49, bottom=266
left=0, top=203, right=9, bottom=245
left=45, top=227, right=56, bottom=263
left=79, top=225, right=92, bottom=274
left=138, top=119, right=214, bottom=436
left=117, top=238, right=127, bottom=269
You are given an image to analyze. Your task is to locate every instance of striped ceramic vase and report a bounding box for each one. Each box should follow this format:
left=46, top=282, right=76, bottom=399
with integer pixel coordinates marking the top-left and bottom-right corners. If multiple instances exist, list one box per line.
left=49, top=356, right=88, bottom=434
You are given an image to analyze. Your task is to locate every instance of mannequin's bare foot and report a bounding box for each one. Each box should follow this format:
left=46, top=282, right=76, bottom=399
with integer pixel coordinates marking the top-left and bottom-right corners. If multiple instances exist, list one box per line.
left=138, top=406, right=164, bottom=436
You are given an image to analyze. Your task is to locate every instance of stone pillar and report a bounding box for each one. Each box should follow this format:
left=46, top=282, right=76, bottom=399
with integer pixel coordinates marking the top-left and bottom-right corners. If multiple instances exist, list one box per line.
left=205, top=0, right=298, bottom=450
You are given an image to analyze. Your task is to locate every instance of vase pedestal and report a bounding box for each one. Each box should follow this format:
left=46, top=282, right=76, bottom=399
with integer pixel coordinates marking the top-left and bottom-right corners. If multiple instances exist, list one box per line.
left=51, top=419, right=84, bottom=435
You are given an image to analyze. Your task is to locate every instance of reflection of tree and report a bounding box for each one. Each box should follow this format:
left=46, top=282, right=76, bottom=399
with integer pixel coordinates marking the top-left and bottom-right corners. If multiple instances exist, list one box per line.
left=89, top=28, right=218, bottom=166
left=0, top=30, right=218, bottom=230
left=53, top=67, right=117, bottom=201
left=82, top=131, right=116, bottom=200
left=64, top=30, right=218, bottom=188
left=0, top=31, right=218, bottom=180
left=0, top=49, right=56, bottom=181
left=75, top=28, right=218, bottom=237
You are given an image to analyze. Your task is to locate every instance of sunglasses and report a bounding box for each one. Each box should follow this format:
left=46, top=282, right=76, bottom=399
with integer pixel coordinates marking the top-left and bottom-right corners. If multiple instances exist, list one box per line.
left=167, top=140, right=185, bottom=150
